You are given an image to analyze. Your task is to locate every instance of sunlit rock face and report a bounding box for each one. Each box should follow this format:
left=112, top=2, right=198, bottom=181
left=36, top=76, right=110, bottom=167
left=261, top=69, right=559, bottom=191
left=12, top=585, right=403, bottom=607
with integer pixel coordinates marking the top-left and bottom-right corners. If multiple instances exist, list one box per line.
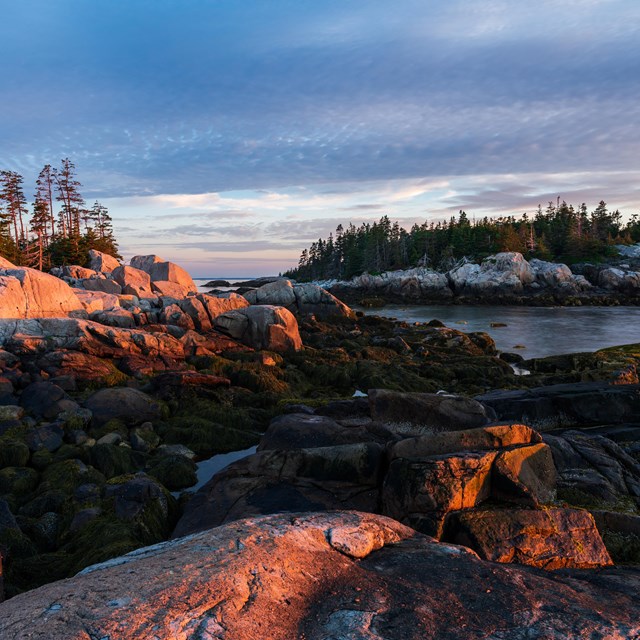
left=0, top=511, right=637, bottom=639
left=0, top=267, right=83, bottom=318
left=87, top=249, right=120, bottom=273
left=130, top=254, right=197, bottom=296
left=214, top=305, right=303, bottom=352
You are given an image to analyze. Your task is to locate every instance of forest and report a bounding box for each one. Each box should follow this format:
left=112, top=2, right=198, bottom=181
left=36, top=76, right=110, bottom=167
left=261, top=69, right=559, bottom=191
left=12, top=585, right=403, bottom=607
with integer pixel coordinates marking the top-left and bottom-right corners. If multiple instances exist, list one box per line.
left=0, top=159, right=119, bottom=270
left=285, top=200, right=640, bottom=282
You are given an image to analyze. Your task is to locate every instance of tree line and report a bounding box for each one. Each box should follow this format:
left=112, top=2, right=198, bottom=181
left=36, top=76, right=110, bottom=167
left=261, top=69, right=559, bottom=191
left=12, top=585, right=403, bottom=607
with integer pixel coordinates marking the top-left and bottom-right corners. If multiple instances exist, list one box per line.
left=285, top=200, right=640, bottom=281
left=0, top=159, right=119, bottom=270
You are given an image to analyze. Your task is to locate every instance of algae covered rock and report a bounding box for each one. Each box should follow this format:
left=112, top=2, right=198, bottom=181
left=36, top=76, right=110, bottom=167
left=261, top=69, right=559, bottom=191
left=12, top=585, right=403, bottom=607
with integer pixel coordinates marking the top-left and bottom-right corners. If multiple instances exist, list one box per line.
left=84, top=387, right=166, bottom=427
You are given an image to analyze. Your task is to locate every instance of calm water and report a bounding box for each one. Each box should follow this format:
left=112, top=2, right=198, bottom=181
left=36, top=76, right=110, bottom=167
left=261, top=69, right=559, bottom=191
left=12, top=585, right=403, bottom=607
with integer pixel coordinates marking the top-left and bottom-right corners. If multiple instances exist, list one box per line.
left=359, top=305, right=640, bottom=360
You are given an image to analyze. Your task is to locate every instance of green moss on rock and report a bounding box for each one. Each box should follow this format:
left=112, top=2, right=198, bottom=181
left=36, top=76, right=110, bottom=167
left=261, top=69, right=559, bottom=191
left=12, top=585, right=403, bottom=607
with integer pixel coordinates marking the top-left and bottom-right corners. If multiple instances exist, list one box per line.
left=0, top=438, right=30, bottom=469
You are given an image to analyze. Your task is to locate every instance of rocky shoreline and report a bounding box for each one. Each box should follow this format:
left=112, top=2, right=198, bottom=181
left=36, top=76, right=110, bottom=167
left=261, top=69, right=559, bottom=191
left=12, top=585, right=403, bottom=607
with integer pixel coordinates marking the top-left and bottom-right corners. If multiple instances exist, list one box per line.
left=0, top=250, right=639, bottom=635
left=320, top=250, right=640, bottom=307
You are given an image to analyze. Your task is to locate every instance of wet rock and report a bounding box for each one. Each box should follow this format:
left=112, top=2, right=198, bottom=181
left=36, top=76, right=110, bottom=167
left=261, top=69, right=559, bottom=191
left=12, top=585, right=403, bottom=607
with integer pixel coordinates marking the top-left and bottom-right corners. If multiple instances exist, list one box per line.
left=69, top=507, right=102, bottom=533
left=1, top=511, right=638, bottom=639
left=103, top=473, right=175, bottom=538
left=0, top=467, right=39, bottom=498
left=0, top=406, right=23, bottom=422
left=38, top=350, right=126, bottom=389
left=0, top=440, right=30, bottom=469
left=543, top=430, right=640, bottom=509
left=147, top=454, right=197, bottom=491
left=173, top=443, right=384, bottom=537
left=443, top=507, right=612, bottom=569
left=90, top=444, right=147, bottom=479
left=20, top=382, right=78, bottom=420
left=23, top=424, right=64, bottom=453
left=369, top=389, right=493, bottom=433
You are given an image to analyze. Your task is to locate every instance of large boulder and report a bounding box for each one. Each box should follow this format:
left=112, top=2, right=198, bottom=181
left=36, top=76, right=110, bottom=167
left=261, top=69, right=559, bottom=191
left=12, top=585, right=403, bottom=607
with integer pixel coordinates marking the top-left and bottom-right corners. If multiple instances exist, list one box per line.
left=598, top=267, right=640, bottom=292
left=528, top=258, right=574, bottom=287
left=112, top=266, right=153, bottom=298
left=382, top=451, right=497, bottom=536
left=368, top=389, right=493, bottom=433
left=0, top=512, right=638, bottom=639
left=543, top=430, right=640, bottom=509
left=389, top=423, right=541, bottom=460
left=79, top=277, right=122, bottom=295
left=84, top=387, right=166, bottom=427
left=61, top=265, right=97, bottom=280
left=150, top=280, right=190, bottom=298
left=213, top=305, right=302, bottom=352
left=72, top=289, right=120, bottom=314
left=0, top=267, right=83, bottom=318
left=196, top=292, right=249, bottom=322
left=130, top=254, right=196, bottom=295
left=244, top=279, right=353, bottom=318
left=443, top=507, right=613, bottom=569
left=19, top=381, right=79, bottom=420
left=87, top=250, right=120, bottom=273
left=447, top=252, right=534, bottom=295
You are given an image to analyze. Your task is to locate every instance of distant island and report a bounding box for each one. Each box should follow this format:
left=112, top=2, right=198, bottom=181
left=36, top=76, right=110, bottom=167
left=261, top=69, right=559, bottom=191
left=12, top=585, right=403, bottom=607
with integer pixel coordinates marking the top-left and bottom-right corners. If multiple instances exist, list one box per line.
left=285, top=201, right=639, bottom=282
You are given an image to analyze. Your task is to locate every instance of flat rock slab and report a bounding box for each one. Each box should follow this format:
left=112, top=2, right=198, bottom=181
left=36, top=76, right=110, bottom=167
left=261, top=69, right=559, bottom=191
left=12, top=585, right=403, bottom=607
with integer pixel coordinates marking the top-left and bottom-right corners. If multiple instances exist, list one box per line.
left=389, top=423, right=541, bottom=459
left=0, top=511, right=638, bottom=639
left=477, top=382, right=640, bottom=429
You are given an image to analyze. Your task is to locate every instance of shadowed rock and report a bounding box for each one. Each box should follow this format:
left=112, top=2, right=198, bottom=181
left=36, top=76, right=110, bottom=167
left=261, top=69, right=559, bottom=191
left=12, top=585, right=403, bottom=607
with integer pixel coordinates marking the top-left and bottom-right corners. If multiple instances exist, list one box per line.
left=369, top=389, right=493, bottom=433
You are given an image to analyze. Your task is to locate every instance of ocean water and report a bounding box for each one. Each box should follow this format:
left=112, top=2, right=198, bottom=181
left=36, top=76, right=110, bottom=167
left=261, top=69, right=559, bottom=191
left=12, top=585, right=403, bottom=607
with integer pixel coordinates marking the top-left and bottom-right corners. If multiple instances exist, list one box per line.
left=358, top=304, right=640, bottom=360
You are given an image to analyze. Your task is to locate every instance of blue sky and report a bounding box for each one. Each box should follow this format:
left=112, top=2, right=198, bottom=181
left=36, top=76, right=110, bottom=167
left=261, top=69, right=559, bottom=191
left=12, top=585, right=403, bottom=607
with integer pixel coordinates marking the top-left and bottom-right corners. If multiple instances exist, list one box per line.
left=1, top=0, right=639, bottom=276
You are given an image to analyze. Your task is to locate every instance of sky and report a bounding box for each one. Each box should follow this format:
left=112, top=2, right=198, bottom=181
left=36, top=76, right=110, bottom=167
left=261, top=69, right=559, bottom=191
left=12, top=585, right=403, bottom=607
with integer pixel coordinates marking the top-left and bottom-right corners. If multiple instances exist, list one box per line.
left=1, top=0, right=639, bottom=277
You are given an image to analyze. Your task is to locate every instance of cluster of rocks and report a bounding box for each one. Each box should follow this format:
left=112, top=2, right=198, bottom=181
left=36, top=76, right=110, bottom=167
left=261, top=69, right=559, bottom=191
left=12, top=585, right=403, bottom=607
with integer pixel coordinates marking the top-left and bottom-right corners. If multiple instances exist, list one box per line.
left=0, top=251, right=320, bottom=359
left=175, top=388, right=628, bottom=572
left=326, top=250, right=640, bottom=305
left=1, top=250, right=640, bottom=635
